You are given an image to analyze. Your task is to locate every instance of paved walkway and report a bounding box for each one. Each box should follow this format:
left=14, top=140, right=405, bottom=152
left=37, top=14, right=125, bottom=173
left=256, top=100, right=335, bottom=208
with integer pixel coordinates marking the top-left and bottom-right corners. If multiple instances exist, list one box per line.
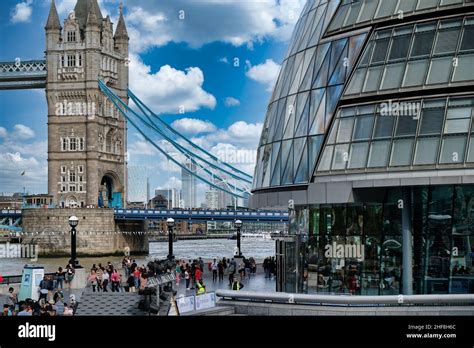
left=174, top=266, right=276, bottom=297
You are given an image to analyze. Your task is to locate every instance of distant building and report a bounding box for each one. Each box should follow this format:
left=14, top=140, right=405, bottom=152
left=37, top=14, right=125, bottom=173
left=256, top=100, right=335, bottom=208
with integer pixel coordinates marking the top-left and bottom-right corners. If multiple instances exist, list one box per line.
left=0, top=193, right=23, bottom=209
left=181, top=160, right=197, bottom=208
left=205, top=189, right=219, bottom=210
left=148, top=194, right=168, bottom=209
left=25, top=194, right=54, bottom=208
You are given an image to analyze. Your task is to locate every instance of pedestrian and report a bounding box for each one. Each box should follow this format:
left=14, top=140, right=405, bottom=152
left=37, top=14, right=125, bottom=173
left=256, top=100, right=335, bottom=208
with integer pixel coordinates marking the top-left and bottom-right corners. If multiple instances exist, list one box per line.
left=127, top=274, right=136, bottom=292
left=218, top=260, right=224, bottom=282
left=199, top=257, right=204, bottom=274
left=232, top=277, right=244, bottom=291
left=244, top=258, right=251, bottom=279
left=228, top=258, right=236, bottom=286
left=195, top=265, right=203, bottom=285
left=175, top=261, right=181, bottom=286
left=102, top=268, right=109, bottom=292
left=211, top=258, right=218, bottom=282
left=196, top=279, right=206, bottom=295
left=55, top=267, right=64, bottom=289
left=133, top=266, right=141, bottom=289
left=65, top=264, right=75, bottom=289
left=88, top=270, right=98, bottom=292
left=7, top=287, right=17, bottom=306
left=185, top=265, right=191, bottom=290
left=111, top=269, right=120, bottom=292
left=38, top=276, right=49, bottom=302
left=238, top=259, right=245, bottom=281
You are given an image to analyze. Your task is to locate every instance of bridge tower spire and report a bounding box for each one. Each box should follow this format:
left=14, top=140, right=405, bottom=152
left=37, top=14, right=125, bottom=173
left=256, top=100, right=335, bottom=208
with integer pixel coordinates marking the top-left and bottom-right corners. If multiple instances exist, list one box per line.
left=45, top=0, right=129, bottom=209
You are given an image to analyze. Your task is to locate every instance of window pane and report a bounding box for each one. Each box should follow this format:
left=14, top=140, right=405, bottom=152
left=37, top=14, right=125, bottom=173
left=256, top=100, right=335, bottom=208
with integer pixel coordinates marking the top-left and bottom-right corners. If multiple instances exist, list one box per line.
left=363, top=66, right=383, bottom=92
left=332, top=144, right=350, bottom=170
left=373, top=115, right=395, bottom=138
left=452, top=54, right=474, bottom=82
left=353, top=115, right=375, bottom=140
left=414, top=137, right=440, bottom=165
left=348, top=142, right=369, bottom=168
left=417, top=0, right=438, bottom=9
left=467, top=138, right=474, bottom=162
left=380, top=62, right=405, bottom=89
left=444, top=119, right=470, bottom=134
left=397, top=0, right=417, bottom=13
left=318, top=146, right=334, bottom=171
left=426, top=57, right=453, bottom=84
left=390, top=138, right=414, bottom=166
left=440, top=136, right=467, bottom=163
left=357, top=0, right=379, bottom=23
left=389, top=36, right=411, bottom=60
left=434, top=29, right=461, bottom=54
left=337, top=117, right=354, bottom=142
left=375, top=0, right=398, bottom=18
left=327, top=119, right=339, bottom=144
left=368, top=140, right=390, bottom=167
left=402, top=59, right=428, bottom=87
left=419, top=108, right=445, bottom=135
left=411, top=32, right=435, bottom=57
left=396, top=115, right=418, bottom=136
left=345, top=68, right=366, bottom=94
left=460, top=27, right=474, bottom=51
left=344, top=2, right=362, bottom=27
left=371, top=39, right=390, bottom=63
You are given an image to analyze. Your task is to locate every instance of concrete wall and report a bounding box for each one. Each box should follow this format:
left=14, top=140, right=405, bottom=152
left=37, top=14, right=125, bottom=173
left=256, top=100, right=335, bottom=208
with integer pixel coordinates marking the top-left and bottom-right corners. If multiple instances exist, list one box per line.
left=217, top=300, right=474, bottom=316
left=21, top=208, right=148, bottom=256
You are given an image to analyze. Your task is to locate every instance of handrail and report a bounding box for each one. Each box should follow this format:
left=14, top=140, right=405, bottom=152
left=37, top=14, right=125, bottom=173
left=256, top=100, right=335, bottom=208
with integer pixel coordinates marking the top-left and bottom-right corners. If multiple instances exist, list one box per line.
left=215, top=290, right=474, bottom=306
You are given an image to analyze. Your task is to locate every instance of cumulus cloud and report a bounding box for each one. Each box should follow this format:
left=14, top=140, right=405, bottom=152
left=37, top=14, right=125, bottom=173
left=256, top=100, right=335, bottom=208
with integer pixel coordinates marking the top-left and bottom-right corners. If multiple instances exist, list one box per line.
left=0, top=127, right=7, bottom=138
left=121, top=0, right=306, bottom=53
left=246, top=59, right=281, bottom=91
left=171, top=118, right=217, bottom=135
left=224, top=97, right=240, bottom=107
left=10, top=0, right=33, bottom=23
left=129, top=54, right=216, bottom=114
left=13, top=124, right=35, bottom=139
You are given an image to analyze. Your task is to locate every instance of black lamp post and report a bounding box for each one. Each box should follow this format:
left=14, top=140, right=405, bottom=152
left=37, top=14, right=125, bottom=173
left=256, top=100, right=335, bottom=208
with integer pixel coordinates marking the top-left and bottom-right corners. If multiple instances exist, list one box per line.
left=68, top=215, right=80, bottom=267
left=234, top=219, right=242, bottom=257
left=167, top=218, right=175, bottom=260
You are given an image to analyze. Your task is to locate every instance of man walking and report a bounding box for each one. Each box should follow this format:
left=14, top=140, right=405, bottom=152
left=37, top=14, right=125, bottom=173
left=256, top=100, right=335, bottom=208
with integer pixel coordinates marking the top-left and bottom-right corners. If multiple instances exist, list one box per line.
left=228, top=258, right=236, bottom=286
left=211, top=259, right=218, bottom=283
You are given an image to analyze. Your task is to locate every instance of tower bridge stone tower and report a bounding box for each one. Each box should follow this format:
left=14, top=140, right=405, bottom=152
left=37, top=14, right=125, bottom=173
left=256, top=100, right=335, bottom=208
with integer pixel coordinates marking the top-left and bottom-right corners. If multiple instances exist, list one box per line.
left=45, top=0, right=129, bottom=209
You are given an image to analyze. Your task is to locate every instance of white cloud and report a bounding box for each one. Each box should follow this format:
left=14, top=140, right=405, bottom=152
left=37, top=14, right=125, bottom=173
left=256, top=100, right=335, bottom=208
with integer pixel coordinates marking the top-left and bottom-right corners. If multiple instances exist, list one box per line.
left=0, top=127, right=7, bottom=138
left=246, top=59, right=281, bottom=91
left=10, top=0, right=33, bottom=23
left=224, top=97, right=240, bottom=107
left=129, top=54, right=216, bottom=114
left=13, top=124, right=35, bottom=139
left=121, top=0, right=305, bottom=53
left=218, top=57, right=229, bottom=64
left=171, top=118, right=217, bottom=135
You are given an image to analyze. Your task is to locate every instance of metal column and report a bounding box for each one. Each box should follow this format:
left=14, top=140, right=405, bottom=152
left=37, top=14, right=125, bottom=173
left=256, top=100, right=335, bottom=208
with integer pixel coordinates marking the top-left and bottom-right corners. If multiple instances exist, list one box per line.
left=402, top=187, right=413, bottom=295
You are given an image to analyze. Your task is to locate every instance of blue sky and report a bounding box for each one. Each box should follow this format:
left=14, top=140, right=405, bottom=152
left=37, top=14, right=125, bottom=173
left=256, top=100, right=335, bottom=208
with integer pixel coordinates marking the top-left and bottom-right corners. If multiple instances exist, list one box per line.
left=0, top=0, right=305, bottom=203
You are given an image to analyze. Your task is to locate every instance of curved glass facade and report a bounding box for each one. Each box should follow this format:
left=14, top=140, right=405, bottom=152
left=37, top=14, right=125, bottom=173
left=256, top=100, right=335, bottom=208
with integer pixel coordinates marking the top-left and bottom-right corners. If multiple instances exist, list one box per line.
left=252, top=0, right=474, bottom=295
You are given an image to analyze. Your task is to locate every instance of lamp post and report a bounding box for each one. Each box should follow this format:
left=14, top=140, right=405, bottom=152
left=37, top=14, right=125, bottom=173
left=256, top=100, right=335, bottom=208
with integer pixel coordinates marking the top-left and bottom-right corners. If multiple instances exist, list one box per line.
left=234, top=219, right=242, bottom=257
left=68, top=215, right=80, bottom=267
left=167, top=218, right=175, bottom=260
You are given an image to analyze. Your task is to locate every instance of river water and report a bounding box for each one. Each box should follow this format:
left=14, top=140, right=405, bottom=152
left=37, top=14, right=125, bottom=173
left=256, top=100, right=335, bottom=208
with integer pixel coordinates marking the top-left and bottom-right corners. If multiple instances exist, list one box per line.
left=0, top=239, right=275, bottom=276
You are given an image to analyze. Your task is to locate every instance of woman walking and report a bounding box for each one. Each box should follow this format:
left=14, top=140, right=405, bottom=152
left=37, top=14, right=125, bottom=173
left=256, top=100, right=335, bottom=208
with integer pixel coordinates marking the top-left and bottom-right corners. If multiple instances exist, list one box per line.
left=185, top=265, right=191, bottom=290
left=175, top=261, right=182, bottom=286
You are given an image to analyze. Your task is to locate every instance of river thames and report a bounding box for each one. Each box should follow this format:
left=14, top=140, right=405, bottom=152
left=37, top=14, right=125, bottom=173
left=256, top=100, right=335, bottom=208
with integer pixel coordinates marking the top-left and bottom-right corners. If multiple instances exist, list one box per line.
left=0, top=239, right=275, bottom=276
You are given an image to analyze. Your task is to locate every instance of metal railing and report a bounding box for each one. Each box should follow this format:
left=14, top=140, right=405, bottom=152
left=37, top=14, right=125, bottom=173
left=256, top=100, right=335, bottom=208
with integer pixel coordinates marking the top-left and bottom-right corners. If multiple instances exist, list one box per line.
left=0, top=272, right=56, bottom=286
left=215, top=290, right=474, bottom=306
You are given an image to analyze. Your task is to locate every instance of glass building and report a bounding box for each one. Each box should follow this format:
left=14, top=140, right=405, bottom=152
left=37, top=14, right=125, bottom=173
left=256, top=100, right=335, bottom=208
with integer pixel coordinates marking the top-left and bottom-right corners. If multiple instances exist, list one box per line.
left=251, top=0, right=474, bottom=295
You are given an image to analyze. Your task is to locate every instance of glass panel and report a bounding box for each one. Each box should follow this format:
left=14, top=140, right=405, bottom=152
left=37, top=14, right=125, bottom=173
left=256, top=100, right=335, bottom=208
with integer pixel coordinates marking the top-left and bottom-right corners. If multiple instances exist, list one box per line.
left=467, top=138, right=474, bottom=162
left=397, top=0, right=417, bottom=13
left=337, top=117, right=354, bottom=143
left=452, top=54, right=474, bottom=82
left=353, top=115, right=375, bottom=140
left=371, top=39, right=390, bottom=63
left=327, top=119, right=339, bottom=144
left=348, top=142, right=369, bottom=168
left=357, top=0, right=379, bottom=23
left=345, top=68, right=366, bottom=94
left=414, top=137, right=440, bottom=165
left=444, top=105, right=471, bottom=134
left=389, top=36, right=411, bottom=60
left=373, top=114, right=394, bottom=138
left=368, top=140, right=391, bottom=167
left=344, top=1, right=362, bottom=27
left=380, top=62, right=405, bottom=89
left=374, top=0, right=398, bottom=18
left=318, top=145, right=334, bottom=171
left=444, top=119, right=470, bottom=134
left=363, top=66, right=383, bottom=92
left=332, top=144, right=350, bottom=170
left=426, top=57, right=453, bottom=85
left=390, top=138, right=414, bottom=166
left=411, top=31, right=435, bottom=57
left=402, top=59, right=428, bottom=87
left=439, top=136, right=467, bottom=163
left=419, top=108, right=445, bottom=135
left=328, top=4, right=349, bottom=31
left=395, top=115, right=418, bottom=136
left=434, top=28, right=461, bottom=54
left=460, top=27, right=474, bottom=51
left=416, top=0, right=438, bottom=9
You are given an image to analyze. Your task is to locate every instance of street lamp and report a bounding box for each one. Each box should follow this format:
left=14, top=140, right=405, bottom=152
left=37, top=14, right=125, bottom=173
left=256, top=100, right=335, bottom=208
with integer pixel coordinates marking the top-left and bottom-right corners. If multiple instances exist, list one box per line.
left=167, top=218, right=175, bottom=260
left=68, top=215, right=80, bottom=267
left=234, top=219, right=243, bottom=257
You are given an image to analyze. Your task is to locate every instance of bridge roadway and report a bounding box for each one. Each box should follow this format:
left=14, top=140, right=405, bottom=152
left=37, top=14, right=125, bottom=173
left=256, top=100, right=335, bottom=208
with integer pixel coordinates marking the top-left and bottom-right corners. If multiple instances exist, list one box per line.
left=0, top=208, right=289, bottom=222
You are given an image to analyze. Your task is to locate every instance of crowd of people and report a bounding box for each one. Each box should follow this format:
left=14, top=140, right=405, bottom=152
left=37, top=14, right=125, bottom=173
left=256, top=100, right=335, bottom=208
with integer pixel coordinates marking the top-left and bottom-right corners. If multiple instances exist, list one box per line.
left=263, top=256, right=277, bottom=279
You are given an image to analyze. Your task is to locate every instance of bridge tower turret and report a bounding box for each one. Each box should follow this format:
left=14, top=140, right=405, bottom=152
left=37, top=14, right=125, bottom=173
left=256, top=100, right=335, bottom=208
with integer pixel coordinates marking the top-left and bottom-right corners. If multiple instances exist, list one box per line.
left=45, top=0, right=128, bottom=209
